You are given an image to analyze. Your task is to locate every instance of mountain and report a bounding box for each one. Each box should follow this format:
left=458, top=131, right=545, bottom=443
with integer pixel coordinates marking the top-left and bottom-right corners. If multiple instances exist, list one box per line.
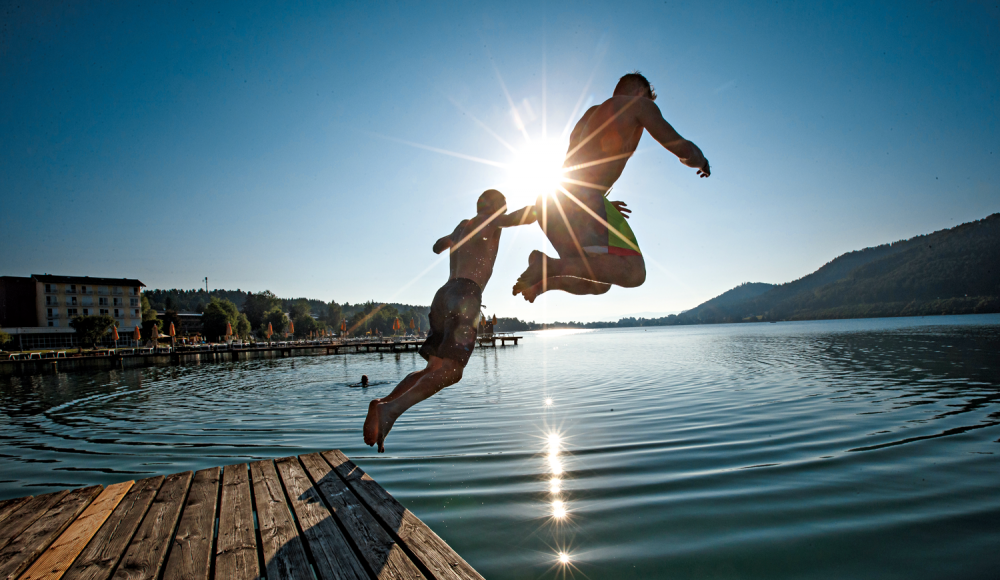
left=680, top=213, right=1000, bottom=323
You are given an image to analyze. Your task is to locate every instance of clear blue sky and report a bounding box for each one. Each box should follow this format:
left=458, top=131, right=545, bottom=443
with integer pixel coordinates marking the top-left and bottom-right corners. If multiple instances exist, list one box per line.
left=2, top=1, right=998, bottom=322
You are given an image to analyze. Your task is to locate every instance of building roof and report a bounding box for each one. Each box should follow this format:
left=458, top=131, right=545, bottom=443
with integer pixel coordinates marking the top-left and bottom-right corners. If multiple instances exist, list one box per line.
left=32, top=275, right=145, bottom=287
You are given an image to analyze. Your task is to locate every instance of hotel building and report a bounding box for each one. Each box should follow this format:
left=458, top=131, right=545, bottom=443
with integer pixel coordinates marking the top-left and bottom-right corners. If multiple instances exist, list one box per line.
left=0, top=274, right=145, bottom=349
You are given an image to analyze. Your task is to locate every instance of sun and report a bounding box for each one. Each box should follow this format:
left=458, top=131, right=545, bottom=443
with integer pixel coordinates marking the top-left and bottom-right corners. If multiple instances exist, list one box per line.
left=504, top=138, right=567, bottom=208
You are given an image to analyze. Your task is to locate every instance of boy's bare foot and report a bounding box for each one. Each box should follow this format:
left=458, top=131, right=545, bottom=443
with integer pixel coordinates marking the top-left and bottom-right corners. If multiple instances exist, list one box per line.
left=363, top=399, right=382, bottom=447
left=513, top=250, right=547, bottom=296
left=363, top=399, right=399, bottom=453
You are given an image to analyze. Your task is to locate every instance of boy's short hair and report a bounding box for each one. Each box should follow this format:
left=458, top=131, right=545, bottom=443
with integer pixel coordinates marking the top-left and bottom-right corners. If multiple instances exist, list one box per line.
left=477, top=189, right=506, bottom=214
left=614, top=71, right=657, bottom=101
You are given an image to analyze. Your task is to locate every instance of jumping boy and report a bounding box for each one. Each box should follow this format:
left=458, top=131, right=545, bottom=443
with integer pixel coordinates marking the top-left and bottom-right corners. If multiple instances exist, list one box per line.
left=363, top=189, right=536, bottom=452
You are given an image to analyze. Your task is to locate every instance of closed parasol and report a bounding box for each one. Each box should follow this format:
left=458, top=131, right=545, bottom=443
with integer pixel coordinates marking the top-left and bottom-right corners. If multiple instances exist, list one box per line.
left=133, top=326, right=141, bottom=342
left=267, top=322, right=273, bottom=338
left=169, top=322, right=176, bottom=337
left=288, top=319, right=295, bottom=336
left=225, top=322, right=233, bottom=338
left=111, top=325, right=119, bottom=341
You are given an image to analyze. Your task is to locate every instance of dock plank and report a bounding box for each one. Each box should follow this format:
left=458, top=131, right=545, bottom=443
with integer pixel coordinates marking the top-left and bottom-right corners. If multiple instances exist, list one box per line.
left=162, top=467, right=220, bottom=580
left=250, top=460, right=312, bottom=580
left=63, top=476, right=163, bottom=580
left=0, top=485, right=102, bottom=579
left=275, top=456, right=368, bottom=580
left=300, top=452, right=425, bottom=580
left=0, top=497, right=32, bottom=526
left=110, top=471, right=191, bottom=580
left=214, top=464, right=258, bottom=580
left=0, top=491, right=69, bottom=553
left=323, top=450, right=484, bottom=580
left=20, top=482, right=133, bottom=580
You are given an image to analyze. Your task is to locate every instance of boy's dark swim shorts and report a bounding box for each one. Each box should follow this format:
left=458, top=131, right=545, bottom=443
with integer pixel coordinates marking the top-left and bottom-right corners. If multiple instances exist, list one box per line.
left=419, top=277, right=482, bottom=367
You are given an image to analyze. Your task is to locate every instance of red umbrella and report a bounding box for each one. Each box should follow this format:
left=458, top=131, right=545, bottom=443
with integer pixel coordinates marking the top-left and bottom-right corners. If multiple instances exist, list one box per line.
left=111, top=325, right=119, bottom=340
left=133, top=326, right=141, bottom=341
left=225, top=322, right=233, bottom=338
left=492, top=314, right=497, bottom=325
left=409, top=318, right=415, bottom=331
left=267, top=322, right=273, bottom=338
left=288, top=319, right=295, bottom=335
left=169, top=322, right=176, bottom=337
left=341, top=319, right=347, bottom=332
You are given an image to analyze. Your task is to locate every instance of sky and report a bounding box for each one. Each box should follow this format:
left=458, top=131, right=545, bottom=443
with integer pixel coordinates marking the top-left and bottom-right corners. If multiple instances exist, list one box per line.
left=2, top=0, right=998, bottom=323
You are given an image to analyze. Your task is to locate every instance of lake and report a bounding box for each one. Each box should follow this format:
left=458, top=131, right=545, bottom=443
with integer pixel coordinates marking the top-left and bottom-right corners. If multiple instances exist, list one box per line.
left=2, top=315, right=999, bottom=579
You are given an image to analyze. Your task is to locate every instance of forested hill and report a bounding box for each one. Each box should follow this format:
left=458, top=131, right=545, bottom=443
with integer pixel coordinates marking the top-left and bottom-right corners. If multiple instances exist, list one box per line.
left=679, top=212, right=1000, bottom=323
left=494, top=212, right=1000, bottom=331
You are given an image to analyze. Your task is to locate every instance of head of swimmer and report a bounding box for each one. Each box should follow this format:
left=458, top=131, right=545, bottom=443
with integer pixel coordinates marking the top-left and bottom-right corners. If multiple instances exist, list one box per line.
left=477, top=189, right=507, bottom=218
left=613, top=71, right=657, bottom=101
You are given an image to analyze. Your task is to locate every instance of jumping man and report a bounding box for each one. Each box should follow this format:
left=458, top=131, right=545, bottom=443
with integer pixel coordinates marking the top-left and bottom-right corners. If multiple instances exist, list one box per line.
left=512, top=71, right=711, bottom=302
left=363, top=189, right=536, bottom=452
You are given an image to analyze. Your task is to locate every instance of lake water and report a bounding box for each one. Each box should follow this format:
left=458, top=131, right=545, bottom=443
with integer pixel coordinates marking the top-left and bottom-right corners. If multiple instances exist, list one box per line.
left=2, top=315, right=999, bottom=579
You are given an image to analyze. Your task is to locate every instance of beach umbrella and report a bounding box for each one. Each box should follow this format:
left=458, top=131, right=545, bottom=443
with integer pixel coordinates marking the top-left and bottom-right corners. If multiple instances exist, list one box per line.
left=225, top=322, right=233, bottom=338
left=341, top=319, right=347, bottom=332
left=111, top=325, right=119, bottom=341
left=288, top=319, right=295, bottom=336
left=409, top=318, right=415, bottom=331
left=492, top=314, right=497, bottom=326
left=267, top=322, right=273, bottom=338
left=169, top=322, right=176, bottom=337
left=133, top=326, right=141, bottom=342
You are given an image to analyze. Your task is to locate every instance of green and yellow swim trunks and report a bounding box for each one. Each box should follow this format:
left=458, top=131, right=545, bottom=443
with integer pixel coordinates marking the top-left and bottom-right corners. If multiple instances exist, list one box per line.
left=581, top=197, right=642, bottom=257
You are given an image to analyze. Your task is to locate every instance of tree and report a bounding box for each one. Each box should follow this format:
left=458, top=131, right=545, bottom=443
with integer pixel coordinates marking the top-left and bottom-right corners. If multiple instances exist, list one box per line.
left=141, top=296, right=158, bottom=321
left=236, top=313, right=252, bottom=339
left=160, top=309, right=182, bottom=336
left=0, top=328, right=12, bottom=349
left=324, top=301, right=343, bottom=332
left=259, top=307, right=288, bottom=338
left=290, top=299, right=311, bottom=321
left=202, top=297, right=240, bottom=341
left=242, top=290, right=281, bottom=330
left=70, top=315, right=116, bottom=350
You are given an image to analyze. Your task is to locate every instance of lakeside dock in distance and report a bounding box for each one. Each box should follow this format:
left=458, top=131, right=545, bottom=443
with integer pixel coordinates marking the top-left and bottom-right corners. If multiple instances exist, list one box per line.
left=0, top=449, right=483, bottom=580
left=1, top=335, right=523, bottom=376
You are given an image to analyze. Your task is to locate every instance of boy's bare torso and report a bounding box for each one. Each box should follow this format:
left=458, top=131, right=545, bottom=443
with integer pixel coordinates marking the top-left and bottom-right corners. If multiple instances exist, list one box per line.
left=562, top=96, right=646, bottom=200
left=446, top=216, right=503, bottom=290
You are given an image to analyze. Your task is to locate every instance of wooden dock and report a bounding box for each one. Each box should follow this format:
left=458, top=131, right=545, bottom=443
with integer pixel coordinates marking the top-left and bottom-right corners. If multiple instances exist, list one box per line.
left=0, top=450, right=483, bottom=580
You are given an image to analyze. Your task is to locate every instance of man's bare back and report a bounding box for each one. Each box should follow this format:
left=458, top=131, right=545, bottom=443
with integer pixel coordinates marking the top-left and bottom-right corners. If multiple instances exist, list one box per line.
left=512, top=72, right=710, bottom=302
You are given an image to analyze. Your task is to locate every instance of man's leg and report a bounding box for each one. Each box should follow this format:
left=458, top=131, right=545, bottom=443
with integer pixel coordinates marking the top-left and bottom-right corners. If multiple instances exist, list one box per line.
left=521, top=276, right=611, bottom=303
left=514, top=250, right=645, bottom=299
left=363, top=355, right=464, bottom=452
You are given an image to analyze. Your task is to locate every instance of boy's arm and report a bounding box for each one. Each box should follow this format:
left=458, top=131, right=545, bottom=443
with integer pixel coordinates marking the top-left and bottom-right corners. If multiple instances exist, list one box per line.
left=433, top=221, right=467, bottom=254
left=635, top=99, right=710, bottom=177
left=494, top=205, right=538, bottom=228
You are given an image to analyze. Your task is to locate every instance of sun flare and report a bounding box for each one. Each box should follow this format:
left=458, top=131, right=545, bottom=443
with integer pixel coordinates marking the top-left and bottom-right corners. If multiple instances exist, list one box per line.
left=504, top=138, right=566, bottom=208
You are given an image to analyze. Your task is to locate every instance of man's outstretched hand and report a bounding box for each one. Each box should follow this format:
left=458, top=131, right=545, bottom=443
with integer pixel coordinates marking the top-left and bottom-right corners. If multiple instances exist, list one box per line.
left=610, top=200, right=632, bottom=219
left=697, top=160, right=711, bottom=178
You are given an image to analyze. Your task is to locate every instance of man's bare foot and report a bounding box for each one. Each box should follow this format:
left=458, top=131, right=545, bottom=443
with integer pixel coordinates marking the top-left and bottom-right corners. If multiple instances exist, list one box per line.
left=513, top=250, right=547, bottom=296
left=521, top=280, right=546, bottom=303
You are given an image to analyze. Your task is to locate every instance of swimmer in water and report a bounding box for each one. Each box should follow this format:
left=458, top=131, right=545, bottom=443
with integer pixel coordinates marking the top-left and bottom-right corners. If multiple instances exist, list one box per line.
left=361, top=374, right=369, bottom=387
left=363, top=189, right=536, bottom=452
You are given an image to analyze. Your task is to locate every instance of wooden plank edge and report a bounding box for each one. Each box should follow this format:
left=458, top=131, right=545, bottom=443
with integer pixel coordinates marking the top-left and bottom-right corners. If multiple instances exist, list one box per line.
left=19, top=481, right=134, bottom=580
left=322, top=450, right=484, bottom=580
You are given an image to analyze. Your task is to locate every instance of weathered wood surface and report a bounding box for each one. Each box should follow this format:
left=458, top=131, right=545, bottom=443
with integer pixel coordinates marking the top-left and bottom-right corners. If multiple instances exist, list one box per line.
left=250, top=460, right=312, bottom=580
left=0, top=492, right=70, bottom=554
left=20, top=482, right=133, bottom=580
left=111, top=471, right=191, bottom=580
left=4, top=450, right=481, bottom=580
left=275, top=456, right=368, bottom=580
left=162, top=468, right=219, bottom=580
left=62, top=476, right=163, bottom=580
left=0, top=497, right=33, bottom=527
left=324, top=450, right=484, bottom=580
left=301, top=453, right=425, bottom=580
left=0, top=486, right=103, bottom=580
left=214, top=464, right=258, bottom=580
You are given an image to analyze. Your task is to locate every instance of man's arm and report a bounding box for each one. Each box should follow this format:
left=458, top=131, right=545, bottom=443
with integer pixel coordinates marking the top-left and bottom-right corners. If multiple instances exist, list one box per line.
left=635, top=99, right=710, bottom=177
